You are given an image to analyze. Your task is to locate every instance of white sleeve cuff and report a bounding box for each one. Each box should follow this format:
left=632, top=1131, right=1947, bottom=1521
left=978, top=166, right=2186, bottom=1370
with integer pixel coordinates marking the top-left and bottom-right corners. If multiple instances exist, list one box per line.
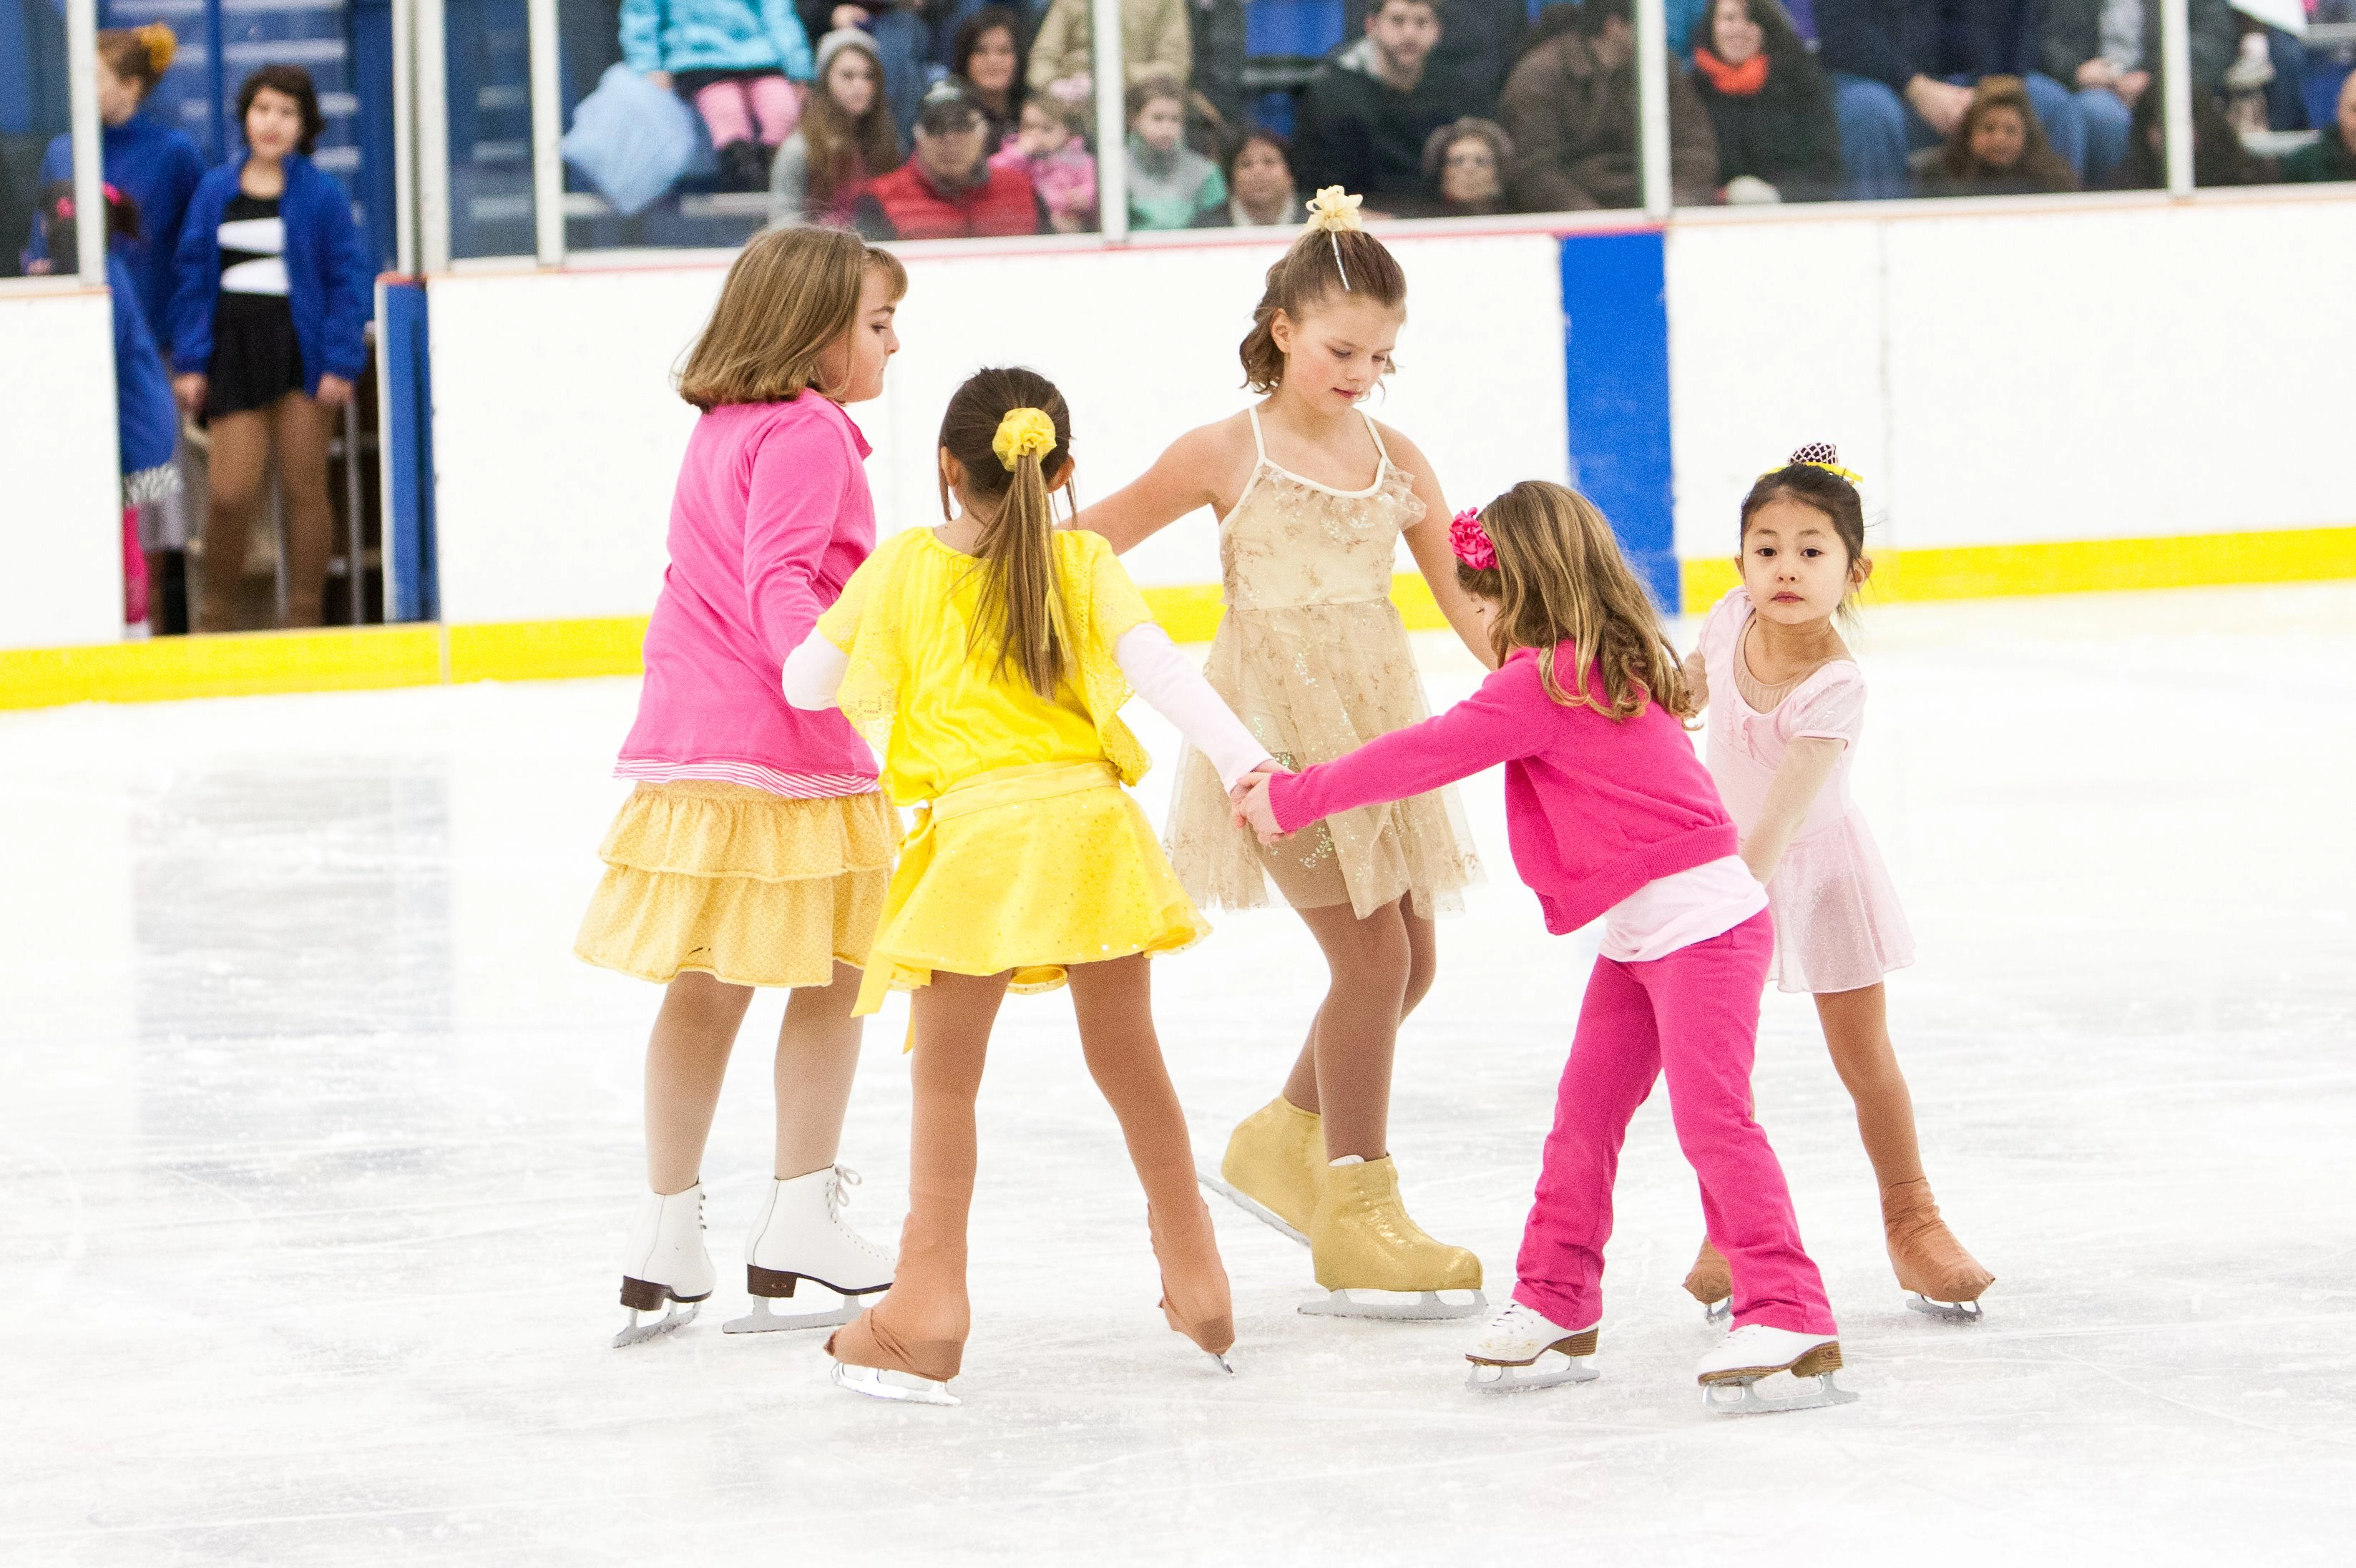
left=1113, top=623, right=1274, bottom=791
left=781, top=634, right=849, bottom=710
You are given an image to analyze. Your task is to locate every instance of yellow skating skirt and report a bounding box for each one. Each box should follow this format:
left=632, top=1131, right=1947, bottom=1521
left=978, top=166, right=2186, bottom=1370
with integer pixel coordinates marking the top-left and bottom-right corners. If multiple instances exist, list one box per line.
left=575, top=780, right=896, bottom=989
left=856, top=760, right=1209, bottom=1016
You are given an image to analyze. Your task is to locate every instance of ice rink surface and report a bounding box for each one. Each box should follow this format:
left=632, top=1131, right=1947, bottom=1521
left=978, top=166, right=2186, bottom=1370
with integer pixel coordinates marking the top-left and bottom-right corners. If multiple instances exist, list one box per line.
left=4, top=582, right=2354, bottom=1566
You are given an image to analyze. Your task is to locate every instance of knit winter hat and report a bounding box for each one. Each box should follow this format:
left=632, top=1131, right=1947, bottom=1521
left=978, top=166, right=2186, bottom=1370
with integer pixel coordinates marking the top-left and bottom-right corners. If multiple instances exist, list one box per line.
left=813, top=28, right=881, bottom=82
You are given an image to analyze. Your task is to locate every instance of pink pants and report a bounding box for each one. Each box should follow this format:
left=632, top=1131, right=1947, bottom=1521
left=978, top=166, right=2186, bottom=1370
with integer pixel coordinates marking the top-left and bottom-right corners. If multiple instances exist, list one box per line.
left=693, top=74, right=803, bottom=147
left=122, top=505, right=149, bottom=625
left=1512, top=910, right=1836, bottom=1336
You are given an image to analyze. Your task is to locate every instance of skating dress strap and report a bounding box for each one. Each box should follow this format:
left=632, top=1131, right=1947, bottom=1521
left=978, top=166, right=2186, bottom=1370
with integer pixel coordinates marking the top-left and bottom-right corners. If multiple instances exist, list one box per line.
left=1218, top=407, right=1424, bottom=612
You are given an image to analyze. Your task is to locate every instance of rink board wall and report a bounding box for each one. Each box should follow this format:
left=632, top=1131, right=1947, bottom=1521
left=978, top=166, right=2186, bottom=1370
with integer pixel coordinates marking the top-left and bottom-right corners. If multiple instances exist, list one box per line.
left=5, top=190, right=2356, bottom=701
left=0, top=285, right=123, bottom=651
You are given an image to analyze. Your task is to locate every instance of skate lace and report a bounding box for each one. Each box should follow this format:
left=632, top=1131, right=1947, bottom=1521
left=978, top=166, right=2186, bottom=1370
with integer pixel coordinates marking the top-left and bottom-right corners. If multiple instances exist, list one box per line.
left=827, top=1167, right=895, bottom=1266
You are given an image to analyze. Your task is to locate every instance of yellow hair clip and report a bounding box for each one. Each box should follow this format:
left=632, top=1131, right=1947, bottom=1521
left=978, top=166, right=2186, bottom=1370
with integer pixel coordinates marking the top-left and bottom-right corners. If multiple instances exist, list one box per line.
left=992, top=406, right=1057, bottom=471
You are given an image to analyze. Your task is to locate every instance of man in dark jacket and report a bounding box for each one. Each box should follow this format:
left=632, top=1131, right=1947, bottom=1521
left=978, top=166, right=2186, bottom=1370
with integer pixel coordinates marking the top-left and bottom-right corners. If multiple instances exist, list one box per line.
left=1291, top=0, right=1471, bottom=212
left=1341, top=0, right=1525, bottom=114
left=1497, top=0, right=1719, bottom=212
left=1817, top=0, right=2088, bottom=198
left=854, top=90, right=1043, bottom=239
left=2041, top=0, right=2235, bottom=185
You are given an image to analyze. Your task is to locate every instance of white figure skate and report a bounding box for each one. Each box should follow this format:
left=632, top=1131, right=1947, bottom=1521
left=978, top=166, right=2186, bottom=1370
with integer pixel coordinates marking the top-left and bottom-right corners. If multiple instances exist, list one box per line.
left=613, top=1185, right=715, bottom=1348
left=829, top=1362, right=959, bottom=1407
left=1463, top=1301, right=1600, bottom=1393
left=723, top=1166, right=895, bottom=1334
left=1696, top=1323, right=1857, bottom=1415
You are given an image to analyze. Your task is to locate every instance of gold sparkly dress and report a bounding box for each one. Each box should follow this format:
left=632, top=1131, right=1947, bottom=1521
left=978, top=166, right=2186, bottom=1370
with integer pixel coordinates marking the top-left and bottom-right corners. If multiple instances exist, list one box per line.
left=1165, top=408, right=1480, bottom=919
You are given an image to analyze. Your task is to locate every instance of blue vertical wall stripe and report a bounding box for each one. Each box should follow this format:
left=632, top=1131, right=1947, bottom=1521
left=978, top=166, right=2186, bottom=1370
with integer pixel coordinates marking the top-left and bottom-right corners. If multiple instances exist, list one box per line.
left=1558, top=230, right=1678, bottom=613
left=381, top=281, right=439, bottom=622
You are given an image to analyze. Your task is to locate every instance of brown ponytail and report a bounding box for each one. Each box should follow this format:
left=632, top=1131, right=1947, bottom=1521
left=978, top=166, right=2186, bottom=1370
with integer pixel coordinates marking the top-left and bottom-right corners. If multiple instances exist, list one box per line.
left=1238, top=225, right=1406, bottom=393
left=937, top=367, right=1076, bottom=702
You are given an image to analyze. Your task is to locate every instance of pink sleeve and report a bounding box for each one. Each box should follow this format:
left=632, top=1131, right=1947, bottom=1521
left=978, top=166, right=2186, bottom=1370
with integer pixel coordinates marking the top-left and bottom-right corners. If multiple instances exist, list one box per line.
left=741, top=414, right=854, bottom=672
left=1270, top=658, right=1545, bottom=834
left=1786, top=665, right=1867, bottom=746
left=1698, top=587, right=1747, bottom=665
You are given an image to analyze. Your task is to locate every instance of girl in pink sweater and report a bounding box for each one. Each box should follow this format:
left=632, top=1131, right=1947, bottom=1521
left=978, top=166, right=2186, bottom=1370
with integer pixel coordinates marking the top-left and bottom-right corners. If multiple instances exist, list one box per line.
left=1238, top=480, right=1853, bottom=1415
left=575, top=227, right=907, bottom=1350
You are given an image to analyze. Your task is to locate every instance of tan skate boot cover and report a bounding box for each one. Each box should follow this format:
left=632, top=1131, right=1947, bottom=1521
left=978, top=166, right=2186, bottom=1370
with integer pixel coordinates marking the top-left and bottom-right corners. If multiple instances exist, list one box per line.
left=1149, top=1197, right=1236, bottom=1357
left=1881, top=1177, right=1994, bottom=1302
left=1218, top=1097, right=1325, bottom=1235
left=1683, top=1236, right=1731, bottom=1305
left=1309, top=1156, right=1482, bottom=1293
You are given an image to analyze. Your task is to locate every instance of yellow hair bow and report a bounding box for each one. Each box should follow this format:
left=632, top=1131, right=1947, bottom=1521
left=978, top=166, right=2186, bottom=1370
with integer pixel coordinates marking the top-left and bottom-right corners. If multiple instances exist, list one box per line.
left=1302, top=186, right=1364, bottom=235
left=992, top=407, right=1057, bottom=470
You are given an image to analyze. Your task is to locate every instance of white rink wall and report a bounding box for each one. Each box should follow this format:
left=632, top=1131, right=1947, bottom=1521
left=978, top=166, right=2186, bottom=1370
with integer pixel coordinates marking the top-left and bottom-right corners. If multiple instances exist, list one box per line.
left=1666, top=192, right=2356, bottom=560
left=0, top=285, right=123, bottom=649
left=428, top=232, right=1570, bottom=623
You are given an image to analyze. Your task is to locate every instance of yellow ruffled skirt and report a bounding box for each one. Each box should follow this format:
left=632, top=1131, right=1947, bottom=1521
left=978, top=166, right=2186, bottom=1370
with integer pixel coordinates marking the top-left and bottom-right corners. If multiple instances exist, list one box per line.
left=575, top=780, right=896, bottom=989
left=856, top=760, right=1209, bottom=1015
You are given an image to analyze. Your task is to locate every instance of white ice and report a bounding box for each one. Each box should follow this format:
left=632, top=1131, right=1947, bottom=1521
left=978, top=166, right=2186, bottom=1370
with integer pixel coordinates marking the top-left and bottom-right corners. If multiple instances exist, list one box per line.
left=4, top=583, right=2353, bottom=1566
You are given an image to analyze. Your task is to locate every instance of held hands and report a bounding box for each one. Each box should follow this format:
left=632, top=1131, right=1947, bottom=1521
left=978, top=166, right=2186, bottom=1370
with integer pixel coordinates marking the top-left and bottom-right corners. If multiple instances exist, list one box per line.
left=1228, top=763, right=1287, bottom=846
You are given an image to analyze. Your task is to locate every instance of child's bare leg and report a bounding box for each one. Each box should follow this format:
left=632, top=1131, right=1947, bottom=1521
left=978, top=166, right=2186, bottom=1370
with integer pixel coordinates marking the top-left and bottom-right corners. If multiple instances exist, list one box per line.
left=773, top=960, right=865, bottom=1179
left=1814, top=983, right=1924, bottom=1186
left=826, top=969, right=1004, bottom=1381
left=645, top=971, right=754, bottom=1193
left=1276, top=898, right=1417, bottom=1160
left=1067, top=954, right=1233, bottom=1356
left=1819, top=983, right=1993, bottom=1303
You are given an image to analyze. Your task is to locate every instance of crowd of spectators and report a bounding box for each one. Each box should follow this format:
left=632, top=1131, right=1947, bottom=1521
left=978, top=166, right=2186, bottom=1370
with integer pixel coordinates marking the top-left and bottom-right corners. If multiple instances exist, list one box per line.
left=633, top=0, right=2354, bottom=236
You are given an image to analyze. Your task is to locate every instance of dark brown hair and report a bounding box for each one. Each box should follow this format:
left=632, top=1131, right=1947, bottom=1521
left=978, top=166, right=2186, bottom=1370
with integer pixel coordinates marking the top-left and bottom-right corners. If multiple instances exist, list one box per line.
left=938, top=367, right=1076, bottom=700
left=238, top=64, right=325, bottom=155
left=1941, top=75, right=2076, bottom=190
left=1238, top=223, right=1407, bottom=393
left=1125, top=75, right=1187, bottom=124
left=1739, top=459, right=1868, bottom=619
left=951, top=6, right=1028, bottom=101
left=1454, top=481, right=1693, bottom=721
left=97, top=24, right=175, bottom=95
left=803, top=35, right=903, bottom=209
left=676, top=225, right=907, bottom=409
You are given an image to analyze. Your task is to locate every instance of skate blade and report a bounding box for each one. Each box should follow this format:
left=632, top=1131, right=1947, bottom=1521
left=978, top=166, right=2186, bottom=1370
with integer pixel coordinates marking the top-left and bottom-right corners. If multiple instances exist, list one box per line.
left=723, top=1292, right=872, bottom=1334
left=1197, top=1170, right=1310, bottom=1248
left=610, top=1300, right=698, bottom=1348
left=1701, top=1369, right=1859, bottom=1416
left=1208, top=1351, right=1236, bottom=1376
left=1906, top=1293, right=1984, bottom=1323
left=829, top=1361, right=959, bottom=1407
left=1703, top=1296, right=1731, bottom=1325
left=1299, top=1288, right=1487, bottom=1322
left=1466, top=1351, right=1599, bottom=1394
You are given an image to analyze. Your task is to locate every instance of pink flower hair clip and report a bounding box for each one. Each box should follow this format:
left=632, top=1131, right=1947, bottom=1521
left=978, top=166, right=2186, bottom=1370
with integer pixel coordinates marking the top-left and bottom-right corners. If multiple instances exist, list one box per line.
left=1448, top=506, right=1497, bottom=572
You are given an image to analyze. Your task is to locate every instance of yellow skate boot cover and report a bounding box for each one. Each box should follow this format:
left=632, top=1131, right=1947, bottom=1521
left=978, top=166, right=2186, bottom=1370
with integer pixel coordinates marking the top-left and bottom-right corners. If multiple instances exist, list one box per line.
left=1302, top=1155, right=1485, bottom=1320
left=1207, top=1097, right=1324, bottom=1245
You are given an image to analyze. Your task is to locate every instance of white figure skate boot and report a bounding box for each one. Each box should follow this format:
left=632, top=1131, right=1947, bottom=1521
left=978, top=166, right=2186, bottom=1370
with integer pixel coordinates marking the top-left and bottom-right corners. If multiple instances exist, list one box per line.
left=1464, top=1301, right=1600, bottom=1393
left=1696, top=1323, right=1857, bottom=1415
left=614, top=1185, right=715, bottom=1348
left=723, top=1165, right=895, bottom=1333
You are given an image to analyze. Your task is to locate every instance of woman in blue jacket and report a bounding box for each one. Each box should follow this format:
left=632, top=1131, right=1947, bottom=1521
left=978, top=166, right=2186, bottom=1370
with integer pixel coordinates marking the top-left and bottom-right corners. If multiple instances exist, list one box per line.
left=170, top=64, right=371, bottom=633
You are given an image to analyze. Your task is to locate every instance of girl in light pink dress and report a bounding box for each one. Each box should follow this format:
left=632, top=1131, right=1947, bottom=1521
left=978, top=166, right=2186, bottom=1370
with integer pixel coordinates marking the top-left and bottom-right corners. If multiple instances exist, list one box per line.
left=1679, top=444, right=1994, bottom=1323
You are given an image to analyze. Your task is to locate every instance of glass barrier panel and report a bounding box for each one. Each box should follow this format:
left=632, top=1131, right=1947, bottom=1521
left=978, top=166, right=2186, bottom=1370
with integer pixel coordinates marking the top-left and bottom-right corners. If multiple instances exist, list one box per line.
left=2231, top=16, right=2355, bottom=190
left=448, top=0, right=539, bottom=256
left=5, top=3, right=79, bottom=278
left=557, top=0, right=1104, bottom=250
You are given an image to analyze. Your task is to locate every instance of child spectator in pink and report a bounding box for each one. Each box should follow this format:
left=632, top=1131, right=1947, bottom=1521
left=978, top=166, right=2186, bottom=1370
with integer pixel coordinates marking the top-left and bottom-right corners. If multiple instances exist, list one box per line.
left=1676, top=444, right=1993, bottom=1323
left=1239, top=481, right=1853, bottom=1414
left=989, top=97, right=1097, bottom=232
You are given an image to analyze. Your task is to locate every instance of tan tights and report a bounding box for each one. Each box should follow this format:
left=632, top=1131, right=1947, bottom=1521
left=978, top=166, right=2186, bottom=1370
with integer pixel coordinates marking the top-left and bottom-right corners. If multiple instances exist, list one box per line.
left=1275, top=896, right=1437, bottom=1162
left=197, top=392, right=334, bottom=632
left=827, top=954, right=1231, bottom=1383
left=643, top=964, right=866, bottom=1195
left=1815, top=982, right=1926, bottom=1188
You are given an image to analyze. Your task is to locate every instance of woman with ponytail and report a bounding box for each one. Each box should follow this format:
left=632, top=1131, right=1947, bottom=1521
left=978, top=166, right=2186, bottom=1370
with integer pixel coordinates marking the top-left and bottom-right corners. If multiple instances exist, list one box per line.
left=783, top=366, right=1276, bottom=1407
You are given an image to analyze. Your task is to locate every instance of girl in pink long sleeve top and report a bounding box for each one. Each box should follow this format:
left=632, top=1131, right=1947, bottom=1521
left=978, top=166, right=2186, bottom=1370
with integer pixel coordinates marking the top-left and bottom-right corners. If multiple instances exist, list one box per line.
left=1241, top=481, right=1852, bottom=1413
left=575, top=229, right=910, bottom=1351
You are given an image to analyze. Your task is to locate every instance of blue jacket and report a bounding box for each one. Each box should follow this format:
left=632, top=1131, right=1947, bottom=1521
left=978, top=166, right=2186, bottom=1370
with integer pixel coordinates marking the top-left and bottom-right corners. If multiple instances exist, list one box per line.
left=171, top=154, right=372, bottom=396
left=109, top=248, right=178, bottom=478
left=619, top=0, right=813, bottom=79
left=34, top=114, right=206, bottom=347
left=1817, top=0, right=2040, bottom=90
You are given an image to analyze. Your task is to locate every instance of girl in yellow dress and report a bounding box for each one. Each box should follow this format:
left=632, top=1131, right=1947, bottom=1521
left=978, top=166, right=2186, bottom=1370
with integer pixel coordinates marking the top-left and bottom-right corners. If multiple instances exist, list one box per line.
left=782, top=366, right=1279, bottom=1406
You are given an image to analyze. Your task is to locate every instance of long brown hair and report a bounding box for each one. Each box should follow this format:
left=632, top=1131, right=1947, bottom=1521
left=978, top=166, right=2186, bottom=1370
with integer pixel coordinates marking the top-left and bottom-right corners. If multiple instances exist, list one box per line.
left=939, top=368, right=1076, bottom=700
left=1941, top=75, right=2077, bottom=190
left=1454, top=481, right=1695, bottom=722
left=802, top=35, right=903, bottom=210
left=1238, top=222, right=1407, bottom=393
left=675, top=225, right=906, bottom=409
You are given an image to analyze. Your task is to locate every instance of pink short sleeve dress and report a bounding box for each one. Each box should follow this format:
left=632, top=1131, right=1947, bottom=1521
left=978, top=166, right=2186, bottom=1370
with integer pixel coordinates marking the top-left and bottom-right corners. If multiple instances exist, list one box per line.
left=1698, top=589, right=1915, bottom=994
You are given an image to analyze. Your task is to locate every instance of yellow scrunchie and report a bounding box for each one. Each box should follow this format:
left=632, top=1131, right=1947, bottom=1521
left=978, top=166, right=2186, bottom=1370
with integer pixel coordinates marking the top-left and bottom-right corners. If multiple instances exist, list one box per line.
left=136, top=21, right=177, bottom=73
left=1303, top=186, right=1364, bottom=234
left=992, top=407, right=1057, bottom=470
